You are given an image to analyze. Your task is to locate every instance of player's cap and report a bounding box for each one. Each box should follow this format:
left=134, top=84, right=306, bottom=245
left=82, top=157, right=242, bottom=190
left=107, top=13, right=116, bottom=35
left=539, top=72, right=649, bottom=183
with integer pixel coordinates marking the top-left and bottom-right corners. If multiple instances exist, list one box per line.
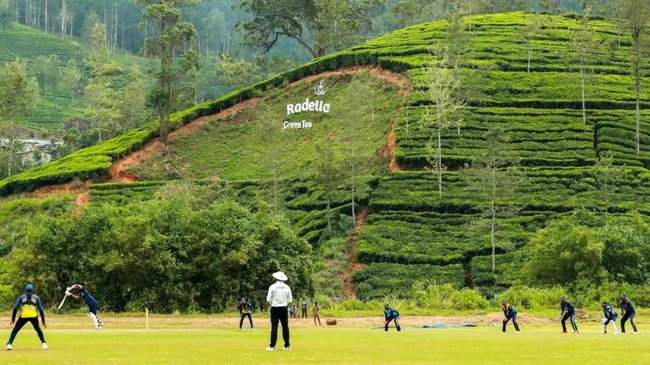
left=25, top=284, right=33, bottom=291
left=620, top=293, right=627, bottom=298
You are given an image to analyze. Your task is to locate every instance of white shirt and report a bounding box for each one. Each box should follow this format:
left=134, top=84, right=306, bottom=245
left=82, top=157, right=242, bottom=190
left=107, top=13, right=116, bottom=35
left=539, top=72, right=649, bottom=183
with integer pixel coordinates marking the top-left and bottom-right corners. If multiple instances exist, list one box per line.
left=266, top=281, right=293, bottom=307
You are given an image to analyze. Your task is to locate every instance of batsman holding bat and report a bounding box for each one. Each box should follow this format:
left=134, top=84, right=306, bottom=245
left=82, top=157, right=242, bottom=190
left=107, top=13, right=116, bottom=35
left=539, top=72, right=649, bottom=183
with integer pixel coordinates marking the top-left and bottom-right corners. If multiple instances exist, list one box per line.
left=69, top=284, right=103, bottom=329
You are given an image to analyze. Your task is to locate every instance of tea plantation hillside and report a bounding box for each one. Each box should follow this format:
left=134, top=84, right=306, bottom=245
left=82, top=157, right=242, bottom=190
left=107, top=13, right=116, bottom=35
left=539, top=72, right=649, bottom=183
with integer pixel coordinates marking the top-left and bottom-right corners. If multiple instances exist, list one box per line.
left=2, top=12, right=650, bottom=303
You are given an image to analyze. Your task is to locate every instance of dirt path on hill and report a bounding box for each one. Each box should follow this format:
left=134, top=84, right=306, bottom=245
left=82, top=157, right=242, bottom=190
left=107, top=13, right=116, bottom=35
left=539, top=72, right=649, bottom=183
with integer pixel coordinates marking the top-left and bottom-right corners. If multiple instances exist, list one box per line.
left=110, top=98, right=261, bottom=182
left=342, top=206, right=369, bottom=299
left=385, top=107, right=401, bottom=172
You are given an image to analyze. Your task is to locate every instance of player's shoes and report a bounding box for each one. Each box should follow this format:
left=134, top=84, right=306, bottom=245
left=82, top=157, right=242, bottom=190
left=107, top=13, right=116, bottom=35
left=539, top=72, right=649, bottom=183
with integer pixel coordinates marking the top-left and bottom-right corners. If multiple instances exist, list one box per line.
left=573, top=331, right=579, bottom=334
left=284, top=346, right=291, bottom=351
left=266, top=347, right=275, bottom=351
left=633, top=332, right=638, bottom=335
left=6, top=344, right=11, bottom=351
left=42, top=343, right=48, bottom=350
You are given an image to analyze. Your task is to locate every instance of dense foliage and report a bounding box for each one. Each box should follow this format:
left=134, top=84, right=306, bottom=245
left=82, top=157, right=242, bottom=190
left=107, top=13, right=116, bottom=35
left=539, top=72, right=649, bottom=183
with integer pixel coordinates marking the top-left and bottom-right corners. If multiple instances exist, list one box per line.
left=3, top=183, right=313, bottom=312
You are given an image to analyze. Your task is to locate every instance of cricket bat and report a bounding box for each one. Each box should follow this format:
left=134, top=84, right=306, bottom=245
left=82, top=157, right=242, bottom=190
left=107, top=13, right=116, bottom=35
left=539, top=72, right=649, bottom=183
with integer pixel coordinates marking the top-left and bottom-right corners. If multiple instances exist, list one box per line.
left=57, top=286, right=75, bottom=310
left=57, top=294, right=68, bottom=310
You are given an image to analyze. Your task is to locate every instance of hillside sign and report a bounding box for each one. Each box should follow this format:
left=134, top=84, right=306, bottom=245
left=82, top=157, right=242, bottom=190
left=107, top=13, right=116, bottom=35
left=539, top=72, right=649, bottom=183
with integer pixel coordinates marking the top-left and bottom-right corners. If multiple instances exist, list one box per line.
left=283, top=80, right=330, bottom=129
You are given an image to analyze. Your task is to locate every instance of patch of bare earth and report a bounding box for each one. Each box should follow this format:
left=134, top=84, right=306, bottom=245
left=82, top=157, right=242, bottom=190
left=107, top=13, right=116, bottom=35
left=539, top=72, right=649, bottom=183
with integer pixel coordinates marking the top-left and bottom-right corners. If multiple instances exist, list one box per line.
left=110, top=98, right=261, bottom=182
left=342, top=207, right=369, bottom=299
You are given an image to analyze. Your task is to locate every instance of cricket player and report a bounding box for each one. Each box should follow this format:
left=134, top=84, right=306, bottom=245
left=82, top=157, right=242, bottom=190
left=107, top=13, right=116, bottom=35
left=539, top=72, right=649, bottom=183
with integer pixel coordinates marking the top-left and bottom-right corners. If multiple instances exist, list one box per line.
left=501, top=299, right=520, bottom=333
left=238, top=298, right=254, bottom=329
left=600, top=301, right=618, bottom=334
left=6, top=284, right=47, bottom=351
left=620, top=293, right=638, bottom=334
left=560, top=296, right=579, bottom=333
left=70, top=284, right=103, bottom=329
left=384, top=303, right=401, bottom=332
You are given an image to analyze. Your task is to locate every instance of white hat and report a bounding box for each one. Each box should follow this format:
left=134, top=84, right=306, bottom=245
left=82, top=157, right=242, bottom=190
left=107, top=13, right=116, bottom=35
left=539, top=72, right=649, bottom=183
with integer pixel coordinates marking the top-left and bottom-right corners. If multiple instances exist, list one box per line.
left=272, top=271, right=288, bottom=281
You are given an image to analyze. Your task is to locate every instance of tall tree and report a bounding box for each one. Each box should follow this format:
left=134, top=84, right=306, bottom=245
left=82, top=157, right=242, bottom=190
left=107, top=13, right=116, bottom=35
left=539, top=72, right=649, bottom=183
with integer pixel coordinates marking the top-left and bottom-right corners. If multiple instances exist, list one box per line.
left=136, top=0, right=200, bottom=149
left=421, top=50, right=464, bottom=197
left=338, top=75, right=383, bottom=222
left=238, top=0, right=380, bottom=59
left=622, top=0, right=650, bottom=155
left=593, top=152, right=626, bottom=226
left=521, top=13, right=541, bottom=73
left=0, top=0, right=13, bottom=32
left=539, top=0, right=561, bottom=14
left=570, top=11, right=599, bottom=125
left=461, top=128, right=522, bottom=272
left=0, top=58, right=39, bottom=177
left=60, top=58, right=81, bottom=100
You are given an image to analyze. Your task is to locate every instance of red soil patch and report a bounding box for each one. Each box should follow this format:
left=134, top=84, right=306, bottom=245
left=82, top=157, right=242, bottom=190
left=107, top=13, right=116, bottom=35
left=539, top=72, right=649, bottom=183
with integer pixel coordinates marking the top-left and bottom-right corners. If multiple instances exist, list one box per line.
left=109, top=98, right=260, bottom=182
left=342, top=206, right=369, bottom=299
left=385, top=107, right=401, bottom=172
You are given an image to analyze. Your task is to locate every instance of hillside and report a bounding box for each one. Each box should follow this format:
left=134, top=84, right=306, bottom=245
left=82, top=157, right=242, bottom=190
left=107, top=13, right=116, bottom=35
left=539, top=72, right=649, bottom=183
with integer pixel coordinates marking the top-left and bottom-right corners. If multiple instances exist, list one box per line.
left=2, top=12, right=650, bottom=303
left=0, top=23, right=89, bottom=131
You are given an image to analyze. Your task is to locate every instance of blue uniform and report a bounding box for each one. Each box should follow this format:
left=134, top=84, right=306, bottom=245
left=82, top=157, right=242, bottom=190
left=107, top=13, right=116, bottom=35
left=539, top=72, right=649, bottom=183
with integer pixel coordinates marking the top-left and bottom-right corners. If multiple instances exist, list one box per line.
left=620, top=299, right=638, bottom=333
left=603, top=305, right=618, bottom=323
left=79, top=288, right=98, bottom=314
left=502, top=304, right=520, bottom=332
left=560, top=300, right=578, bottom=333
left=384, top=307, right=401, bottom=332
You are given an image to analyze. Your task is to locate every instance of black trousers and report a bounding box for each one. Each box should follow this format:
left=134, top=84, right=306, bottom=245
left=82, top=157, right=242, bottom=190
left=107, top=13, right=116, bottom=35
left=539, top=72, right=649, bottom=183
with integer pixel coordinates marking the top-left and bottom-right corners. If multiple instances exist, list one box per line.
left=239, top=313, right=253, bottom=329
left=8, top=317, right=45, bottom=345
left=502, top=314, right=520, bottom=332
left=621, top=312, right=637, bottom=333
left=269, top=306, right=290, bottom=348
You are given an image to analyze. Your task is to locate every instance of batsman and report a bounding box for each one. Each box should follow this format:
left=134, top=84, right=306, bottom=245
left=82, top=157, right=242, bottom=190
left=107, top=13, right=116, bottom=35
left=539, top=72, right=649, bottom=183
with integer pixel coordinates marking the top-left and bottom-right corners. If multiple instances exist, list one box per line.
left=69, top=284, right=103, bottom=329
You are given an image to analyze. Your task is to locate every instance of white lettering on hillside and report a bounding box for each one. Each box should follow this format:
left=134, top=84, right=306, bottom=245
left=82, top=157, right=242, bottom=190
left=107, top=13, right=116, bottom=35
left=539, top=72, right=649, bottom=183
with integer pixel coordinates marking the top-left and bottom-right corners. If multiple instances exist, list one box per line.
left=283, top=120, right=313, bottom=129
left=286, top=98, right=331, bottom=116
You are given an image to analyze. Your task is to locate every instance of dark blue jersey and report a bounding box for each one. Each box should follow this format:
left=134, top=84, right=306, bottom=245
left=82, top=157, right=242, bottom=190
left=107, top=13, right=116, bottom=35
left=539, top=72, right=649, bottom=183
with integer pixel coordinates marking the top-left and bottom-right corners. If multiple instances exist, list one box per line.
left=621, top=299, right=636, bottom=314
left=79, top=288, right=98, bottom=306
left=503, top=305, right=517, bottom=319
left=384, top=308, right=399, bottom=321
left=603, top=305, right=617, bottom=320
left=561, top=301, right=575, bottom=314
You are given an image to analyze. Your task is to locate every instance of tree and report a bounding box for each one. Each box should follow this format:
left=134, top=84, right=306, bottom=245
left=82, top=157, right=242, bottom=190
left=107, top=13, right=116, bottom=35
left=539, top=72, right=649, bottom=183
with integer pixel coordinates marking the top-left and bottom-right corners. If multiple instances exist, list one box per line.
left=521, top=13, right=541, bottom=73
left=421, top=50, right=464, bottom=197
left=461, top=128, right=523, bottom=272
left=539, top=0, right=561, bottom=14
left=60, top=58, right=81, bottom=100
left=215, top=52, right=263, bottom=92
left=0, top=0, right=13, bottom=32
left=525, top=216, right=606, bottom=287
left=0, top=58, right=39, bottom=177
left=392, top=0, right=438, bottom=27
left=570, top=11, right=599, bottom=125
left=238, top=0, right=380, bottom=59
left=337, top=75, right=384, bottom=222
left=622, top=0, right=650, bottom=154
left=136, top=0, right=200, bottom=149
left=600, top=214, right=650, bottom=284
left=313, top=123, right=344, bottom=231
left=451, top=0, right=490, bottom=31
left=593, top=152, right=626, bottom=226
left=254, top=105, right=287, bottom=213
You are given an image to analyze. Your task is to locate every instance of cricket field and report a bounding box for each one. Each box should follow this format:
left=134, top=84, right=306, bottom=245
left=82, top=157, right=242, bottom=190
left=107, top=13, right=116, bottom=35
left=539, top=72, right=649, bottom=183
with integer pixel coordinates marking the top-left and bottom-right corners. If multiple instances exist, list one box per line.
left=0, top=313, right=648, bottom=364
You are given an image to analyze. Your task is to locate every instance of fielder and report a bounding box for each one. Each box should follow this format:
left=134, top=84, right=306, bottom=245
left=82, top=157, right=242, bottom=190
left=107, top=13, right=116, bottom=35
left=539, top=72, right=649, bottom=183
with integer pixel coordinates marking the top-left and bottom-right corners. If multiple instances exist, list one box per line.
left=619, top=293, right=638, bottom=334
left=600, top=301, right=618, bottom=334
left=6, top=284, right=47, bottom=351
left=70, top=284, right=103, bottom=329
left=383, top=302, right=401, bottom=332
left=501, top=299, right=520, bottom=333
left=560, top=296, right=579, bottom=334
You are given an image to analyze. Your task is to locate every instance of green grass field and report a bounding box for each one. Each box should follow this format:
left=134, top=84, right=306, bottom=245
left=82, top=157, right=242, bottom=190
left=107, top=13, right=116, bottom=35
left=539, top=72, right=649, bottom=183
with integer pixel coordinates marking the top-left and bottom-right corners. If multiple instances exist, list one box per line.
left=1, top=314, right=648, bottom=364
